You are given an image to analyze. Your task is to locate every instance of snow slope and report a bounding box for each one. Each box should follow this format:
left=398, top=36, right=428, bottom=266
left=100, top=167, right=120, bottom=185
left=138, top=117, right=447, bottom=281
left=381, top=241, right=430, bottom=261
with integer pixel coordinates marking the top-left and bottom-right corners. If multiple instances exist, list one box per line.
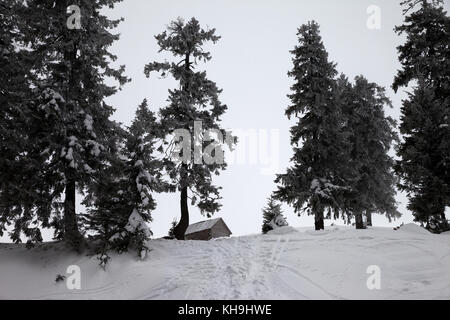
left=1, top=224, right=449, bottom=300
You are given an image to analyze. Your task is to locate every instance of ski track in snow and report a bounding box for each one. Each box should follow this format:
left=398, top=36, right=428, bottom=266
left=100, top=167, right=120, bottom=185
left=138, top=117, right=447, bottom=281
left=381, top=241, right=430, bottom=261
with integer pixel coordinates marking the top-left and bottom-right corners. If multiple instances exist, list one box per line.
left=1, top=225, right=449, bottom=299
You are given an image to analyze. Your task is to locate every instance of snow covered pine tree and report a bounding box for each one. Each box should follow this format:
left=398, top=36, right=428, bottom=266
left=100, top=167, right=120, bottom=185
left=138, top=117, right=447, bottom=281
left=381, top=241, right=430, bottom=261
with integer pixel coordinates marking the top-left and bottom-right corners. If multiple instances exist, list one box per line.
left=393, top=0, right=450, bottom=233
left=336, top=75, right=400, bottom=229
left=144, top=18, right=236, bottom=240
left=1, top=0, right=129, bottom=249
left=85, top=100, right=170, bottom=263
left=274, top=21, right=350, bottom=230
left=262, top=196, right=288, bottom=234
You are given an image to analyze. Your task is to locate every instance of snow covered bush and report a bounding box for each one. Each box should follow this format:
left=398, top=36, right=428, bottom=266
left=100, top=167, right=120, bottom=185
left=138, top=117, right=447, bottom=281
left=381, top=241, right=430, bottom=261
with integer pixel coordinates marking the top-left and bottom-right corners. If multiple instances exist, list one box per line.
left=108, top=209, right=153, bottom=260
left=262, top=196, right=288, bottom=234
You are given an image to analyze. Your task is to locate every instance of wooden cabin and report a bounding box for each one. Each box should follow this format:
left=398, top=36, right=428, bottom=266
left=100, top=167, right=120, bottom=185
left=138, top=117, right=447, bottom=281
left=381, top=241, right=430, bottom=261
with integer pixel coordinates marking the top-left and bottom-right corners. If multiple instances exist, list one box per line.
left=184, top=218, right=232, bottom=240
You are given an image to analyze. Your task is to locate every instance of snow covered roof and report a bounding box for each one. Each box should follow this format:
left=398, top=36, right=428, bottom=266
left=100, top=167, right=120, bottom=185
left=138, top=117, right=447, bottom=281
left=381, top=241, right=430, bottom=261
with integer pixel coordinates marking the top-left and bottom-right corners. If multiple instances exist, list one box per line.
left=185, top=218, right=224, bottom=235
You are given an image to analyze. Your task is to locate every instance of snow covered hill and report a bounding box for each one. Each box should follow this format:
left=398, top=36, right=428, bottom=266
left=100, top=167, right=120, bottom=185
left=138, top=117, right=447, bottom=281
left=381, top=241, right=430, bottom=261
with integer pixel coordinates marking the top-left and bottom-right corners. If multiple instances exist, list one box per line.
left=1, top=224, right=449, bottom=300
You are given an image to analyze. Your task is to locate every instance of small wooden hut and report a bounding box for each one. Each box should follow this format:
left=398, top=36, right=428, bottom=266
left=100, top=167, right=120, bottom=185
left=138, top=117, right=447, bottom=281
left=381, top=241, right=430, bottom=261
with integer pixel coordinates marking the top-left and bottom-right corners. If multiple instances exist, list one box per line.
left=184, top=218, right=232, bottom=240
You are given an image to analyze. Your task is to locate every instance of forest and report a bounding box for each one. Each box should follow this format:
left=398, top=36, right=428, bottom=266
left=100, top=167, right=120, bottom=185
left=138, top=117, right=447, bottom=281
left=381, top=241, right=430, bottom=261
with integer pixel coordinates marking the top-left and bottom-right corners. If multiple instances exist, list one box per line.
left=0, top=0, right=449, bottom=266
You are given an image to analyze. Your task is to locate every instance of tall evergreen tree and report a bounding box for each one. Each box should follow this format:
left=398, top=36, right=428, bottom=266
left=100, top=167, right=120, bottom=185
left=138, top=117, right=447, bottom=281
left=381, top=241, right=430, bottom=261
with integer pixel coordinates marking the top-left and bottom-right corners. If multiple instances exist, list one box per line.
left=393, top=0, right=450, bottom=232
left=144, top=18, right=236, bottom=240
left=1, top=0, right=129, bottom=248
left=274, top=21, right=350, bottom=230
left=0, top=0, right=51, bottom=244
left=337, top=75, right=400, bottom=229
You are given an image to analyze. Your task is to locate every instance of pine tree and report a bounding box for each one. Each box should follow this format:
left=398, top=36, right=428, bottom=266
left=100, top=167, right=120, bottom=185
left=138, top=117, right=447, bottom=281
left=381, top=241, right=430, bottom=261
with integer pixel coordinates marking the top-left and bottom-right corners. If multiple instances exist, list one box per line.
left=0, top=0, right=50, bottom=244
left=85, top=100, right=170, bottom=261
left=262, top=196, right=287, bottom=234
left=144, top=18, right=236, bottom=240
left=274, top=21, right=350, bottom=230
left=337, top=75, right=400, bottom=229
left=393, top=0, right=450, bottom=232
left=396, top=78, right=449, bottom=231
left=1, top=0, right=129, bottom=249
left=168, top=218, right=178, bottom=238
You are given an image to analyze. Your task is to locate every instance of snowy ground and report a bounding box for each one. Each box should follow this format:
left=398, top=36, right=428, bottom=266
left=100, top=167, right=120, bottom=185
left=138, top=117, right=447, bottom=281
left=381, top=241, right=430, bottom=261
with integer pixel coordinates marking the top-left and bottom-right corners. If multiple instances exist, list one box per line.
left=1, top=224, right=450, bottom=300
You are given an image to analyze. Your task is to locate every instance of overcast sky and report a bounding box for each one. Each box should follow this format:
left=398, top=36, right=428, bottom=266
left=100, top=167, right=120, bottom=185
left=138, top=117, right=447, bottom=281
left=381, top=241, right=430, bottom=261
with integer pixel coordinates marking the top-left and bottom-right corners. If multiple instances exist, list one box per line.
left=3, top=0, right=450, bottom=242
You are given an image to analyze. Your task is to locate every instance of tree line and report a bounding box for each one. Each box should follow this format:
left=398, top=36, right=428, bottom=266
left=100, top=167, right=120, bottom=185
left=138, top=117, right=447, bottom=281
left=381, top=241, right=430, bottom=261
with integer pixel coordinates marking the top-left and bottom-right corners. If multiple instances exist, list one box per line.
left=0, top=0, right=449, bottom=261
left=0, top=0, right=235, bottom=263
left=267, top=0, right=450, bottom=234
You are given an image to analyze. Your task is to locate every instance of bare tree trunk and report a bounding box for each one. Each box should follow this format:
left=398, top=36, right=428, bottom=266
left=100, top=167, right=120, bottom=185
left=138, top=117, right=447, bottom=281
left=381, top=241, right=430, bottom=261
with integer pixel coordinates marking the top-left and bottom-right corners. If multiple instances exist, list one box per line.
left=314, top=210, right=324, bottom=230
left=173, top=53, right=192, bottom=240
left=366, top=211, right=372, bottom=227
left=442, top=212, right=449, bottom=230
left=174, top=185, right=189, bottom=240
left=312, top=200, right=324, bottom=230
left=355, top=212, right=365, bottom=229
left=64, top=177, right=82, bottom=248
left=59, top=4, right=83, bottom=249
left=174, top=161, right=190, bottom=240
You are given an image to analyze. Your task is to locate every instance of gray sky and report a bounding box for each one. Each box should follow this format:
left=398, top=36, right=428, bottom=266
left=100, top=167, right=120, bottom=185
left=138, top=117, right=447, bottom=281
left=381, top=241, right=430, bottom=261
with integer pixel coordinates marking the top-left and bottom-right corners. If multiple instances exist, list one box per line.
left=3, top=0, right=450, bottom=242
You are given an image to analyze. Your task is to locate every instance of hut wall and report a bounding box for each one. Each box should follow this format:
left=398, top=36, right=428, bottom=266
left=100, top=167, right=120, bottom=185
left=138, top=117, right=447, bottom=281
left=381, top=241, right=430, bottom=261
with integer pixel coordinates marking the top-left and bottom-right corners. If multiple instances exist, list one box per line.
left=211, top=220, right=232, bottom=238
left=185, top=229, right=212, bottom=241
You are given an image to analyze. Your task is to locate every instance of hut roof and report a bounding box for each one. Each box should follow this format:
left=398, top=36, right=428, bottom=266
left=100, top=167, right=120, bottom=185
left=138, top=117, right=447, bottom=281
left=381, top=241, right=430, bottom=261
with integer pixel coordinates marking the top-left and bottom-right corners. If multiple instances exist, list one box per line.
left=185, top=217, right=224, bottom=235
